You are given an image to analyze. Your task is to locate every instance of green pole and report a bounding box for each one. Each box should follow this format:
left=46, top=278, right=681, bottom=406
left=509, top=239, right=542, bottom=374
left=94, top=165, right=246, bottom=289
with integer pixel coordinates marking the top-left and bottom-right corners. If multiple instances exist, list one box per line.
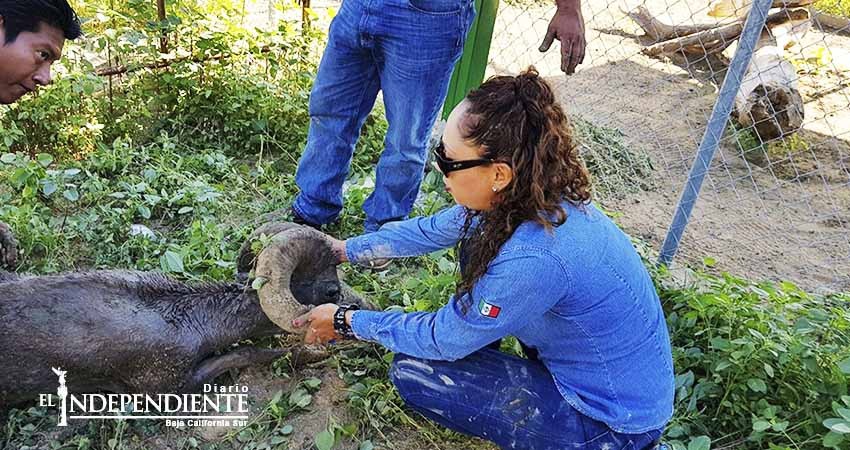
left=442, top=0, right=500, bottom=119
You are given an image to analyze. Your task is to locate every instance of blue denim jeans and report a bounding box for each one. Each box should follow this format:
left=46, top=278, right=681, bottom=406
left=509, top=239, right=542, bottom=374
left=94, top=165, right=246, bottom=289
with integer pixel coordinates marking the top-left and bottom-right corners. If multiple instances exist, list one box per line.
left=390, top=349, right=665, bottom=450
left=293, top=0, right=476, bottom=232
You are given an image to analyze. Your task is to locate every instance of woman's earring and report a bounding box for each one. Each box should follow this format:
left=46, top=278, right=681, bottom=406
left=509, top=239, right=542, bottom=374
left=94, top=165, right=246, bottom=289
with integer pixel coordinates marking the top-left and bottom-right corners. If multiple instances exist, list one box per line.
left=492, top=185, right=498, bottom=192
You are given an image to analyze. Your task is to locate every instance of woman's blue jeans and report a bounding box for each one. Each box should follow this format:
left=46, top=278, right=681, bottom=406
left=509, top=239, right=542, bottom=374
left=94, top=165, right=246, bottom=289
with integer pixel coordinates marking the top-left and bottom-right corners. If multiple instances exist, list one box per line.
left=293, top=0, right=475, bottom=232
left=389, top=348, right=665, bottom=450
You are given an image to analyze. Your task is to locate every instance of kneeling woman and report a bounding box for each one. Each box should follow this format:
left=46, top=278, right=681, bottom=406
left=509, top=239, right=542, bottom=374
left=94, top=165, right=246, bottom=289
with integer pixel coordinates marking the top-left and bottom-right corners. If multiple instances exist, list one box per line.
left=295, top=68, right=674, bottom=450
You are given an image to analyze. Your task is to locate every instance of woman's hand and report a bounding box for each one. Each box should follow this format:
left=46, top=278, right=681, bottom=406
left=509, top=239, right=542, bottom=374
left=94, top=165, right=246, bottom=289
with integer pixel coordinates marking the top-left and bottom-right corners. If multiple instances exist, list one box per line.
left=292, top=304, right=341, bottom=345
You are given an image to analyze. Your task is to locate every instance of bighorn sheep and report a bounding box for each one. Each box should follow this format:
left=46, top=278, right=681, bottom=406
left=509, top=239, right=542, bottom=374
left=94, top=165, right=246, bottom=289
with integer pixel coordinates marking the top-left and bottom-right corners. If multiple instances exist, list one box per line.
left=0, top=221, right=361, bottom=410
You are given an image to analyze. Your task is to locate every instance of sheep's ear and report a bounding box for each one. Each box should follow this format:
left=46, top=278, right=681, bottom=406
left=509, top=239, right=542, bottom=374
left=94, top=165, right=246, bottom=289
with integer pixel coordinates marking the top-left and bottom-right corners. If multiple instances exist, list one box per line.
left=339, top=281, right=379, bottom=311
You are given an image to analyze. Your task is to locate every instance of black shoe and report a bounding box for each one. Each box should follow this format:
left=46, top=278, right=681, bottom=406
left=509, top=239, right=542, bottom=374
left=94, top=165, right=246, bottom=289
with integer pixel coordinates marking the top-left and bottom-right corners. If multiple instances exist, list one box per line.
left=290, top=207, right=322, bottom=231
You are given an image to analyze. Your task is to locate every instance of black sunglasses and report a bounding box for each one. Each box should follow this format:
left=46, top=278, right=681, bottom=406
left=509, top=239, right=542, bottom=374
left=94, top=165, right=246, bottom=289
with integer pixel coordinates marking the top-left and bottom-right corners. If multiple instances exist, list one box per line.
left=432, top=141, right=495, bottom=175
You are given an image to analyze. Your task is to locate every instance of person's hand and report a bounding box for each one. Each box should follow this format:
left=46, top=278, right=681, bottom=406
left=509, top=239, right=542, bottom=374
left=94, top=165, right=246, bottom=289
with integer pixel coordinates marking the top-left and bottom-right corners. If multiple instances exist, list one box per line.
left=539, top=7, right=586, bottom=75
left=292, top=303, right=341, bottom=345
left=328, top=236, right=348, bottom=264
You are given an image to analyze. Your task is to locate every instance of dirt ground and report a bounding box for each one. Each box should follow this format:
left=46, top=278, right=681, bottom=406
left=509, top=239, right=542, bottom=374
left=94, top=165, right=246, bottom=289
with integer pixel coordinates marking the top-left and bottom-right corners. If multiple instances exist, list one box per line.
left=488, top=0, right=850, bottom=294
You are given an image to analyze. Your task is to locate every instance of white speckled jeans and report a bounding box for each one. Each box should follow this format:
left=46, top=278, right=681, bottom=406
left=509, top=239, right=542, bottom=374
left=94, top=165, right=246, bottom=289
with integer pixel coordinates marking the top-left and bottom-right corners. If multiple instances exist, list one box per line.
left=390, top=349, right=666, bottom=450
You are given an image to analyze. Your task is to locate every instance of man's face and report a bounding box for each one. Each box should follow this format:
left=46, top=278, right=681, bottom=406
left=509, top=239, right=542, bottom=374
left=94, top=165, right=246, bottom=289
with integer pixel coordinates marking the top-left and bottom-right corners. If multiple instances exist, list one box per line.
left=0, top=17, right=65, bottom=104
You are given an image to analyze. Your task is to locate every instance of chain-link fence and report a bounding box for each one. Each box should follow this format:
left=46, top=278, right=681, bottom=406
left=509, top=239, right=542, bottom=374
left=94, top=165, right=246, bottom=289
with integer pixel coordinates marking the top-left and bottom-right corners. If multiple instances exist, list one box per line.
left=486, top=0, right=850, bottom=294
left=243, top=0, right=849, bottom=293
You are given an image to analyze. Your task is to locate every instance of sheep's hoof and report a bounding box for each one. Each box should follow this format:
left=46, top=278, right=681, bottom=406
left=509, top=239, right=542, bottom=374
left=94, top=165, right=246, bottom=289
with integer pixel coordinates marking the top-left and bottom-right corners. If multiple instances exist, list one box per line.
left=0, top=222, right=18, bottom=271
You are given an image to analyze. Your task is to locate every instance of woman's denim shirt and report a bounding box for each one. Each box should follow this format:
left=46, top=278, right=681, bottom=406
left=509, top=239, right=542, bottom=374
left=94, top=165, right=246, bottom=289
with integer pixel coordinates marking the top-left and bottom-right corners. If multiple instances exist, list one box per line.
left=346, top=202, right=675, bottom=434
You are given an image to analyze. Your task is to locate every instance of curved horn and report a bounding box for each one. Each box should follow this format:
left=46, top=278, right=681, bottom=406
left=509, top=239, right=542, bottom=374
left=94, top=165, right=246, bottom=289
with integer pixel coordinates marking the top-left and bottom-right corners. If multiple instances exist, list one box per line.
left=254, top=225, right=336, bottom=333
left=236, top=222, right=302, bottom=280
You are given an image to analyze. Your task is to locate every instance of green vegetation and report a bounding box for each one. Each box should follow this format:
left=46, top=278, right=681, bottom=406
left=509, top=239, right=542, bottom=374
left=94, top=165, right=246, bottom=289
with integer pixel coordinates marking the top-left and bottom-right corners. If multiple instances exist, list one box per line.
left=1, top=1, right=847, bottom=449
left=574, top=117, right=655, bottom=199
left=816, top=0, right=850, bottom=18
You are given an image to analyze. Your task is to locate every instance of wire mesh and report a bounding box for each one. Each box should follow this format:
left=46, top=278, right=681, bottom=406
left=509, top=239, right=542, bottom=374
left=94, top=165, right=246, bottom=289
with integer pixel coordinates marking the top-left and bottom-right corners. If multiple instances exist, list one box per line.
left=486, top=0, right=850, bottom=293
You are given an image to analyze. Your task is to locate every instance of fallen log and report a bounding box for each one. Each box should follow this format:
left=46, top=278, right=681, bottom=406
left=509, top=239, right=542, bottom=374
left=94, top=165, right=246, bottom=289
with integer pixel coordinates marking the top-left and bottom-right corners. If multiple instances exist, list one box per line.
left=639, top=8, right=810, bottom=56
left=624, top=6, right=809, bottom=141
left=622, top=6, right=717, bottom=41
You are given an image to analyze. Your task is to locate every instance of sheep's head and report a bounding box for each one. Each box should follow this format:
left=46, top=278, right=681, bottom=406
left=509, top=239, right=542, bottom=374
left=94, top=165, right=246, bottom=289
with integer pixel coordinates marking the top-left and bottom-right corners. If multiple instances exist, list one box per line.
left=237, top=223, right=340, bottom=333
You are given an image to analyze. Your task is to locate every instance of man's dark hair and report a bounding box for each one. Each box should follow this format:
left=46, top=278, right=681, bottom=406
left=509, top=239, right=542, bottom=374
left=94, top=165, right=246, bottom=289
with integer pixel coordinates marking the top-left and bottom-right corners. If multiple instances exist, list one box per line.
left=0, top=0, right=82, bottom=44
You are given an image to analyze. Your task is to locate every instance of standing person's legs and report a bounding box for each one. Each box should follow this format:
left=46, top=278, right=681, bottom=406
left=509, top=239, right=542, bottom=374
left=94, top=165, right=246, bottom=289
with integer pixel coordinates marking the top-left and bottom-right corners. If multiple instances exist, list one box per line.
left=361, top=0, right=476, bottom=232
left=293, top=0, right=382, bottom=227
left=389, top=349, right=664, bottom=450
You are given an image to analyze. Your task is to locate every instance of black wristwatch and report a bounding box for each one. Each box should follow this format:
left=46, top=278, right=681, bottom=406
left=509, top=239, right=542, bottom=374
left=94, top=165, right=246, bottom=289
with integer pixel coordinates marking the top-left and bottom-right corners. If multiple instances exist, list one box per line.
left=334, top=304, right=360, bottom=339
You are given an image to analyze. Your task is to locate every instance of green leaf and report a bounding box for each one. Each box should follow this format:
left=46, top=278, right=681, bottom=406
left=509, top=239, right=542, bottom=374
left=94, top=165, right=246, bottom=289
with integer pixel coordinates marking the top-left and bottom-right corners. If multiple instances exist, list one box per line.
left=358, top=441, right=374, bottom=450
left=763, top=363, right=774, bottom=378
left=270, top=390, right=282, bottom=405
left=753, top=420, right=771, bottom=432
left=303, top=377, right=322, bottom=389
left=687, top=436, right=711, bottom=450
left=162, top=251, right=185, bottom=273
left=37, top=153, right=54, bottom=167
left=178, top=206, right=194, bottom=215
left=838, top=357, right=850, bottom=374
left=823, top=419, right=850, bottom=434
left=709, top=338, right=730, bottom=350
left=666, top=425, right=686, bottom=438
left=838, top=408, right=850, bottom=421
left=314, top=430, right=334, bottom=450
left=715, top=360, right=732, bottom=371
left=702, top=257, right=716, bottom=267
left=823, top=431, right=845, bottom=448
left=747, top=378, right=767, bottom=393
left=63, top=188, right=80, bottom=202
left=138, top=205, right=151, bottom=219
left=280, top=424, right=294, bottom=435
left=42, top=180, right=58, bottom=196
left=771, top=421, right=788, bottom=432
left=288, top=388, right=312, bottom=408
left=1, top=153, right=16, bottom=164
left=252, top=277, right=267, bottom=290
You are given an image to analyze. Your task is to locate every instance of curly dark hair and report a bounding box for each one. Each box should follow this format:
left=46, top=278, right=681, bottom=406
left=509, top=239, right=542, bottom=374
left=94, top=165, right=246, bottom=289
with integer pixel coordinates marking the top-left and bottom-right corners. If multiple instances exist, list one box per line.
left=455, top=67, right=592, bottom=301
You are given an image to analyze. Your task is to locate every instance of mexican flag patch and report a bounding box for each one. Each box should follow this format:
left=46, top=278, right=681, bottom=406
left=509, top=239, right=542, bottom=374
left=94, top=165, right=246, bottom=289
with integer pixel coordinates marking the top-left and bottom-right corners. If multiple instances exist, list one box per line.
left=478, top=298, right=501, bottom=319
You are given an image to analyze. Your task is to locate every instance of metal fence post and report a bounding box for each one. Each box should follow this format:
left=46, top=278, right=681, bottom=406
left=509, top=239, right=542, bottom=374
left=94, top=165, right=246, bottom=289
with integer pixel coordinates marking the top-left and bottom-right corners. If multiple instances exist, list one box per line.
left=442, top=0, right=500, bottom=119
left=658, top=0, right=774, bottom=266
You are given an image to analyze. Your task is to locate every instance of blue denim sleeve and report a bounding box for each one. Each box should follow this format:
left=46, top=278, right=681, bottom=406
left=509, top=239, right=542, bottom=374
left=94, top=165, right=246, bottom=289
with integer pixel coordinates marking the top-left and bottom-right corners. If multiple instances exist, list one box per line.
left=345, top=205, right=469, bottom=264
left=349, top=248, right=569, bottom=361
